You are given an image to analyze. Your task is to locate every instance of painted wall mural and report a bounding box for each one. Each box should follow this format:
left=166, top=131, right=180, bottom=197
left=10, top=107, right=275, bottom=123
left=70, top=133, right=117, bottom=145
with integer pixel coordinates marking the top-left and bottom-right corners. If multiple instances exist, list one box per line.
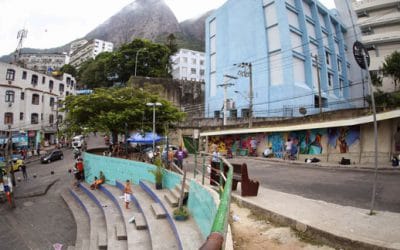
left=327, top=126, right=360, bottom=153
left=207, top=125, right=360, bottom=157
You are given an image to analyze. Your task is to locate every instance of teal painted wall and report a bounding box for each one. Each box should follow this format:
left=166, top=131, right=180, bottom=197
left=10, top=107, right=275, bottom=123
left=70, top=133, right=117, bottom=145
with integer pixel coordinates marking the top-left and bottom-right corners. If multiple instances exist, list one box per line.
left=188, top=179, right=218, bottom=237
left=83, top=153, right=217, bottom=238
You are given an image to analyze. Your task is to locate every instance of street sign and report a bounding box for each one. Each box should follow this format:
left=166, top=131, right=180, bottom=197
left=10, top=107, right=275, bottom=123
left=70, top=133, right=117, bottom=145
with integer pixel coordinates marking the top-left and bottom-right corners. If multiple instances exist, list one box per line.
left=353, top=41, right=370, bottom=70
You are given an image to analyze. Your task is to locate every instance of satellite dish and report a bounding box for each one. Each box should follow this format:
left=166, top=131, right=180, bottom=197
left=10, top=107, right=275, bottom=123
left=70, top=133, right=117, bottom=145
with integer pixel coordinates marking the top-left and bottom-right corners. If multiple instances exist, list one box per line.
left=299, top=107, right=307, bottom=115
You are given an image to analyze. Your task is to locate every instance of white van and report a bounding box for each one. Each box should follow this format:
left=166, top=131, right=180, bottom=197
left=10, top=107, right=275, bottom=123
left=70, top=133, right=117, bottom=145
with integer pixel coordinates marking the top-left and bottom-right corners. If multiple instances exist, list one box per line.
left=72, top=135, right=85, bottom=148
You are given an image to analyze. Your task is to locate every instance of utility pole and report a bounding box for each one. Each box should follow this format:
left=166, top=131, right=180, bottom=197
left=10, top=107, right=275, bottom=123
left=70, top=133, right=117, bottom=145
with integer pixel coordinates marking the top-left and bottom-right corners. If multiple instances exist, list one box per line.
left=313, top=54, right=323, bottom=115
left=236, top=63, right=253, bottom=128
left=218, top=75, right=237, bottom=126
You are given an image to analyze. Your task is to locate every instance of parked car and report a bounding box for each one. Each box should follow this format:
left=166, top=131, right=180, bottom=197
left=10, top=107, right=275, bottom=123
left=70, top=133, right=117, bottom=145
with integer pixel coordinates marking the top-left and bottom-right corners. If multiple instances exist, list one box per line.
left=72, top=135, right=85, bottom=148
left=0, top=158, right=24, bottom=173
left=41, top=149, right=64, bottom=163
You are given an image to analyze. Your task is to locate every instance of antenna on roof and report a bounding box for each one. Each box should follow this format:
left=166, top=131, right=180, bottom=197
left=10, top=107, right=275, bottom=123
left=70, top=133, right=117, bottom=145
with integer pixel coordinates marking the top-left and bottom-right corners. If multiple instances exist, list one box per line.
left=14, top=29, right=28, bottom=64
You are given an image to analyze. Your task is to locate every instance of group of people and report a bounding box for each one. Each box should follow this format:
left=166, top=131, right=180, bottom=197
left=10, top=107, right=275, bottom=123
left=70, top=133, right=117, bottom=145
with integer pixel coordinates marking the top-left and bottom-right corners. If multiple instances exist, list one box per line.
left=72, top=157, right=85, bottom=187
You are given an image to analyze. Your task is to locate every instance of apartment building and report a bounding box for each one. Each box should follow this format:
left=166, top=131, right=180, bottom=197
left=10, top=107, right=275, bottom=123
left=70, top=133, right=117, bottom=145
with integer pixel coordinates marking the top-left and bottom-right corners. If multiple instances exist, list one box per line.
left=19, top=53, right=68, bottom=74
left=69, top=39, right=114, bottom=69
left=0, top=62, right=76, bottom=149
left=335, top=0, right=400, bottom=92
left=205, top=0, right=365, bottom=120
left=171, top=49, right=205, bottom=82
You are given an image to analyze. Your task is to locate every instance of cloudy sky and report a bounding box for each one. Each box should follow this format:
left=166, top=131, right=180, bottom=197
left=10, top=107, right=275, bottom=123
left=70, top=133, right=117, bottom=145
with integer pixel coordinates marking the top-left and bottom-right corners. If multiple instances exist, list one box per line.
left=0, top=0, right=335, bottom=56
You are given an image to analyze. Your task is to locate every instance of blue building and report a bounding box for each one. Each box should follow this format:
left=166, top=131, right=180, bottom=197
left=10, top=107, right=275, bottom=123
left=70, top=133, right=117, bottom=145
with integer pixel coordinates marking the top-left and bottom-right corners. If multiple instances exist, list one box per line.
left=205, top=0, right=364, bottom=120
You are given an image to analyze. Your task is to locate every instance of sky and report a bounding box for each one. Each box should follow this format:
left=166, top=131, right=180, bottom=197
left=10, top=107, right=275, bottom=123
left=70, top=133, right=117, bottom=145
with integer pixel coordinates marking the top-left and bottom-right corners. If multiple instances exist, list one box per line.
left=0, top=0, right=335, bottom=56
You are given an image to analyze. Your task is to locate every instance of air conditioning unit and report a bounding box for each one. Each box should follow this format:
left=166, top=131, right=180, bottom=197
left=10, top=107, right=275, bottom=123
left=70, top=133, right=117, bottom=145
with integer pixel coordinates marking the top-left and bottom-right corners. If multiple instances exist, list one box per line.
left=230, top=109, right=237, bottom=119
left=8, top=80, right=12, bottom=84
left=8, top=102, right=12, bottom=107
left=214, top=110, right=221, bottom=119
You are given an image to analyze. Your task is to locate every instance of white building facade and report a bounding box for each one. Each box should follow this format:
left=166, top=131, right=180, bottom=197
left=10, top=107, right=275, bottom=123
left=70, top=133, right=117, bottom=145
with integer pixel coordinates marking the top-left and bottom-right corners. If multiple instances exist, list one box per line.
left=19, top=53, right=68, bottom=74
left=171, top=49, right=205, bottom=82
left=0, top=62, right=77, bottom=151
left=335, top=0, right=400, bottom=92
left=69, top=39, right=114, bottom=69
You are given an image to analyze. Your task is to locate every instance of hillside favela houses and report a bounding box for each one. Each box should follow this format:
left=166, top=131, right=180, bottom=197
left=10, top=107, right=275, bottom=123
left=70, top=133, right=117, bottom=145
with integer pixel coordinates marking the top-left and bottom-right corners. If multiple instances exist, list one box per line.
left=199, top=0, right=400, bottom=165
left=0, top=62, right=77, bottom=153
left=69, top=39, right=114, bottom=69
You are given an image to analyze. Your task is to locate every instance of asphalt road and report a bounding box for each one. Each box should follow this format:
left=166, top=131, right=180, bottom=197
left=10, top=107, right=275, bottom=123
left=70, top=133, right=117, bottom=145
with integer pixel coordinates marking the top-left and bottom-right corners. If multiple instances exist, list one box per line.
left=0, top=147, right=76, bottom=250
left=215, top=157, right=400, bottom=213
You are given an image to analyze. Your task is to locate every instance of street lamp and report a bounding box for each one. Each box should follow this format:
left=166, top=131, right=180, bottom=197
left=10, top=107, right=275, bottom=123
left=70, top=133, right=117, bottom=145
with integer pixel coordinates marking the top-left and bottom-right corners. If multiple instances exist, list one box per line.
left=135, top=48, right=147, bottom=77
left=146, top=102, right=162, bottom=153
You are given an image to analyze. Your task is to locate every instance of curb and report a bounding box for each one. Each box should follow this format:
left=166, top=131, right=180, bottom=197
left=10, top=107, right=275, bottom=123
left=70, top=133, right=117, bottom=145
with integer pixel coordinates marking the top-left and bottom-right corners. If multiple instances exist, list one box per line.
left=231, top=194, right=394, bottom=250
left=14, top=178, right=59, bottom=199
left=232, top=156, right=400, bottom=173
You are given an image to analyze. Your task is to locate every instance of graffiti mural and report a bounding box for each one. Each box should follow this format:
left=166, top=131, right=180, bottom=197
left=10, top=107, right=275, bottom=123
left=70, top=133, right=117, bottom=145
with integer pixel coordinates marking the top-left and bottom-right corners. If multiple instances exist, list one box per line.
left=327, top=126, right=360, bottom=153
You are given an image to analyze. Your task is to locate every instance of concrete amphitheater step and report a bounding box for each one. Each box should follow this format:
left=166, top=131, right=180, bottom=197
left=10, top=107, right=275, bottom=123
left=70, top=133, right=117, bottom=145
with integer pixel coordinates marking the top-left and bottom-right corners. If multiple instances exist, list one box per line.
left=69, top=187, right=107, bottom=250
left=61, top=190, right=90, bottom=250
left=129, top=182, right=180, bottom=250
left=79, top=183, right=128, bottom=250
left=102, top=183, right=151, bottom=250
left=140, top=181, right=205, bottom=250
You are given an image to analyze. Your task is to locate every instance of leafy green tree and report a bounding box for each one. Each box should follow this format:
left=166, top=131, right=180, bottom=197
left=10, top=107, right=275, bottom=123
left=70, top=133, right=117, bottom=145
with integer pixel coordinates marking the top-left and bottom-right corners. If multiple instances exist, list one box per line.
left=60, top=64, right=77, bottom=78
left=62, top=87, right=185, bottom=144
left=370, top=71, right=382, bottom=88
left=382, top=51, right=400, bottom=90
left=77, top=39, right=173, bottom=88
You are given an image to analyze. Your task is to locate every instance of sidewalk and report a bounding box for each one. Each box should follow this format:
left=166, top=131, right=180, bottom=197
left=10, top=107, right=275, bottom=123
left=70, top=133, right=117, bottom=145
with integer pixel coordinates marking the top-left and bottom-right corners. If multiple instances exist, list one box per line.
left=231, top=185, right=400, bottom=249
left=185, top=154, right=400, bottom=249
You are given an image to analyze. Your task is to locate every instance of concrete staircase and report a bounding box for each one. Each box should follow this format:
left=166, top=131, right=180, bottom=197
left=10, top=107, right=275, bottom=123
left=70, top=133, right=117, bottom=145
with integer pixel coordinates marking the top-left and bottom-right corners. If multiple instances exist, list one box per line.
left=61, top=180, right=204, bottom=250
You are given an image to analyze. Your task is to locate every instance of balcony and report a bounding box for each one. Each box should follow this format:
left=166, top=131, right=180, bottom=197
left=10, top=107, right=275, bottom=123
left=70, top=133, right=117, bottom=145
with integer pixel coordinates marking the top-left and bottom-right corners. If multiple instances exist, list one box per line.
left=362, top=31, right=400, bottom=45
left=358, top=11, right=400, bottom=28
left=354, top=0, right=400, bottom=12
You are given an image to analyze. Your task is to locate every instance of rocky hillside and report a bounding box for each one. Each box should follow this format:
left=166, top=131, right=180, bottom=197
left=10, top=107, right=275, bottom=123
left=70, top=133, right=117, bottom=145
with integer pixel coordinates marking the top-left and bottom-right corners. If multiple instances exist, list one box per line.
left=0, top=0, right=212, bottom=62
left=85, top=0, right=180, bottom=47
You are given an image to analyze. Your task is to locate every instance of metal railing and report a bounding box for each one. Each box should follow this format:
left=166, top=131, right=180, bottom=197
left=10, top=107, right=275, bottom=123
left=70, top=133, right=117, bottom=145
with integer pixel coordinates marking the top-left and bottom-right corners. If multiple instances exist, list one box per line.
left=198, top=152, right=233, bottom=250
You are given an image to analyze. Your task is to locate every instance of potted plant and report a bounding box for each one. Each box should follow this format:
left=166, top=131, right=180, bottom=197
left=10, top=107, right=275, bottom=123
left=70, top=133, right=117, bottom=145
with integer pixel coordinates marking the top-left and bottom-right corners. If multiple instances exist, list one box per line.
left=149, top=156, right=164, bottom=189
left=173, top=206, right=189, bottom=221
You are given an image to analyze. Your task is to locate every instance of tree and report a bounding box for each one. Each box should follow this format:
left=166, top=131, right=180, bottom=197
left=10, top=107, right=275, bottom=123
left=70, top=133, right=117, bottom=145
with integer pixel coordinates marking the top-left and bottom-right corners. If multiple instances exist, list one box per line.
left=77, top=39, right=173, bottom=88
left=60, top=64, right=77, bottom=78
left=370, top=71, right=382, bottom=88
left=382, top=51, right=400, bottom=90
left=61, top=87, right=185, bottom=145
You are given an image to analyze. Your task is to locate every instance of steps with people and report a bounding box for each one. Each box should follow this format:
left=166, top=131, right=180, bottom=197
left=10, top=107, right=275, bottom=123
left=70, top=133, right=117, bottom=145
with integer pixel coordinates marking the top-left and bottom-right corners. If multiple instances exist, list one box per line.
left=79, top=182, right=128, bottom=250
left=101, top=183, right=151, bottom=249
left=61, top=179, right=203, bottom=250
left=68, top=187, right=108, bottom=250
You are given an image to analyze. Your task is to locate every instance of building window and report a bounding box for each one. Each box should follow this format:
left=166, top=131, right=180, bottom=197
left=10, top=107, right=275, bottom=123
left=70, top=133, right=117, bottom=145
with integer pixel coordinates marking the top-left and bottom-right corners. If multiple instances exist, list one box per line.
left=50, top=97, right=55, bottom=107
left=5, top=90, right=15, bottom=102
left=339, top=79, right=344, bottom=94
left=6, top=69, right=15, bottom=80
left=183, top=57, right=188, bottom=63
left=4, top=112, right=13, bottom=124
left=41, top=113, right=43, bottom=120
left=57, top=115, right=63, bottom=124
left=200, top=60, right=204, bottom=66
left=325, top=51, right=330, bottom=65
left=328, top=73, right=333, bottom=87
left=32, top=94, right=40, bottom=105
left=49, top=114, right=54, bottom=124
left=31, top=74, right=38, bottom=85
left=191, top=68, right=196, bottom=74
left=49, top=80, right=54, bottom=90
left=22, top=71, right=27, bottom=79
left=66, top=77, right=71, bottom=85
left=337, top=59, right=342, bottom=72
left=42, top=76, right=46, bottom=84
left=191, top=58, right=196, bottom=65
left=31, top=113, right=39, bottom=124
left=59, top=83, right=64, bottom=93
left=21, top=92, right=24, bottom=100
left=200, top=69, right=205, bottom=76
left=20, top=112, right=24, bottom=120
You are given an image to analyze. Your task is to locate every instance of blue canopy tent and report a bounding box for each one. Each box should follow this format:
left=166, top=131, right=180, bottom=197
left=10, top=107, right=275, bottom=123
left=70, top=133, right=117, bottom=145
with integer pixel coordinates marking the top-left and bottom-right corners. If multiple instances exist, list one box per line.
left=127, top=132, right=163, bottom=144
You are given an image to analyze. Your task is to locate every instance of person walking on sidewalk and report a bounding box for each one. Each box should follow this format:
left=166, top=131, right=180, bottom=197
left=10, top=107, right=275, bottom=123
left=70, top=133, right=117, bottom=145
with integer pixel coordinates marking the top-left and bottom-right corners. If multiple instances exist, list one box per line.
left=174, top=146, right=187, bottom=169
left=21, top=164, right=28, bottom=181
left=36, top=144, right=41, bottom=156
left=124, top=180, right=133, bottom=209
